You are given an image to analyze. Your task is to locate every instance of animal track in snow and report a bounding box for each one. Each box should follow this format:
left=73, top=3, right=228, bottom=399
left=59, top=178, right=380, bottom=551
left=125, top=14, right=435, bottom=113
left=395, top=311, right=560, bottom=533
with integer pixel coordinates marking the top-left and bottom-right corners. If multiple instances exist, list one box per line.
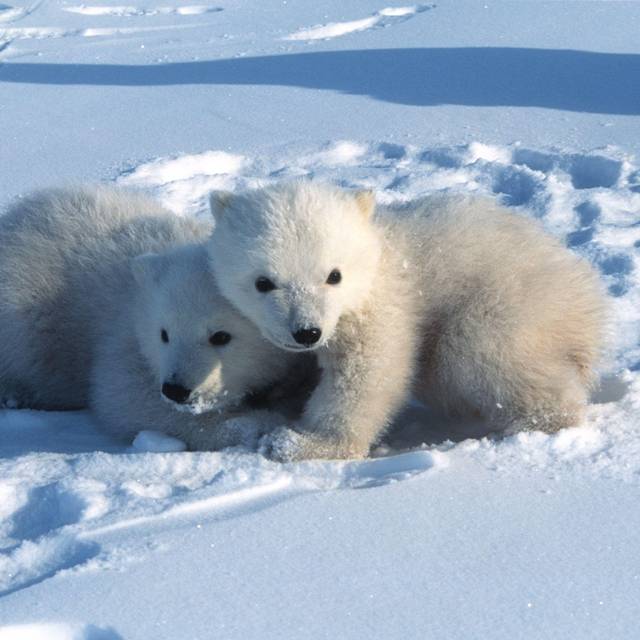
left=1, top=22, right=209, bottom=42
left=63, top=5, right=222, bottom=17
left=0, top=1, right=41, bottom=24
left=0, top=623, right=123, bottom=640
left=567, top=201, right=601, bottom=247
left=513, top=148, right=624, bottom=189
left=490, top=164, right=541, bottom=207
left=9, top=483, right=87, bottom=542
left=284, top=5, right=433, bottom=41
left=118, top=150, right=246, bottom=216
left=0, top=3, right=26, bottom=23
left=0, top=535, right=101, bottom=596
left=341, top=450, right=444, bottom=488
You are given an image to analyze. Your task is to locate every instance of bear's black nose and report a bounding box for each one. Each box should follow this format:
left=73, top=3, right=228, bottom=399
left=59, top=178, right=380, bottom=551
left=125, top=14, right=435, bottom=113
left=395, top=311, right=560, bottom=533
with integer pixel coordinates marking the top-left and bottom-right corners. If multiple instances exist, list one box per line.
left=162, top=382, right=191, bottom=404
left=292, top=327, right=322, bottom=346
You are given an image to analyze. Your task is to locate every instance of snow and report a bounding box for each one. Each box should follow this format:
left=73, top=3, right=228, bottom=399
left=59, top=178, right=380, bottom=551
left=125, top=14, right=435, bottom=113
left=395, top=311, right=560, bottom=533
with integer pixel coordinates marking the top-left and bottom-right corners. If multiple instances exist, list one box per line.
left=62, top=6, right=221, bottom=18
left=131, top=430, right=187, bottom=453
left=283, top=6, right=433, bottom=42
left=0, top=623, right=121, bottom=640
left=1, top=0, right=640, bottom=638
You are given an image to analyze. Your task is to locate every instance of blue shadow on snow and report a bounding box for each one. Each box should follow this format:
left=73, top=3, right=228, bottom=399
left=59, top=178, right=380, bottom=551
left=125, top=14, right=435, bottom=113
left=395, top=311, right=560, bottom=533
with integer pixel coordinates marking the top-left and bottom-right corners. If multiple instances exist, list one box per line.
left=1, top=48, right=639, bottom=114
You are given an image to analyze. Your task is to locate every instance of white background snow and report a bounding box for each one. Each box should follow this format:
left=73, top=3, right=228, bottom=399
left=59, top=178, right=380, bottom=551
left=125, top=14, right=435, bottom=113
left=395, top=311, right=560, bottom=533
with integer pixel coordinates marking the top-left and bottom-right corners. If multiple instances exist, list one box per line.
left=1, top=1, right=640, bottom=638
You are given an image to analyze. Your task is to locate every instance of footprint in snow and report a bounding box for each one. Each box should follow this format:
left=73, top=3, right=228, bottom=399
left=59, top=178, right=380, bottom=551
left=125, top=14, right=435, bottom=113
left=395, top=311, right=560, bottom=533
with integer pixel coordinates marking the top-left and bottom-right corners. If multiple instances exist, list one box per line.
left=567, top=201, right=600, bottom=247
left=284, top=4, right=434, bottom=42
left=0, top=624, right=123, bottom=640
left=0, top=3, right=31, bottom=23
left=342, top=450, right=442, bottom=489
left=8, top=483, right=87, bottom=542
left=63, top=5, right=223, bottom=17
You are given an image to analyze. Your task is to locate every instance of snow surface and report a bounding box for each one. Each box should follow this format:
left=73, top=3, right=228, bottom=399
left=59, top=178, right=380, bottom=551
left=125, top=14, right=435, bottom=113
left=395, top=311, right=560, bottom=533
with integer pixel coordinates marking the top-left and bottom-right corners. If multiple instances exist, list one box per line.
left=1, top=1, right=640, bottom=638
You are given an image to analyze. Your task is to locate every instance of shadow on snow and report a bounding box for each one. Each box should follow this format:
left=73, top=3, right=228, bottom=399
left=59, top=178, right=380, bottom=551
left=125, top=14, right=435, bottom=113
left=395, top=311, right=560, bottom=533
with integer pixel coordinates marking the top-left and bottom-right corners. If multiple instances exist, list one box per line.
left=1, top=47, right=639, bottom=114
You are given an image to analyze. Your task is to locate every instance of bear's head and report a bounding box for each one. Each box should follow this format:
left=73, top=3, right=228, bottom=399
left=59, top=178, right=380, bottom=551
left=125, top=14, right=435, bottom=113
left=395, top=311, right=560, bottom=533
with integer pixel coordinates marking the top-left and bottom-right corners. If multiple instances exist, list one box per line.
left=207, top=181, right=382, bottom=352
left=131, top=244, right=287, bottom=413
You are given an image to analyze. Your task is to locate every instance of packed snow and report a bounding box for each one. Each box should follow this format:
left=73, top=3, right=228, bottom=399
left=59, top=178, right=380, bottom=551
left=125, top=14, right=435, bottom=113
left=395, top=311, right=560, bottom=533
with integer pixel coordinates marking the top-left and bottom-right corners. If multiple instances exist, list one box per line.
left=283, top=5, right=433, bottom=42
left=1, top=1, right=640, bottom=638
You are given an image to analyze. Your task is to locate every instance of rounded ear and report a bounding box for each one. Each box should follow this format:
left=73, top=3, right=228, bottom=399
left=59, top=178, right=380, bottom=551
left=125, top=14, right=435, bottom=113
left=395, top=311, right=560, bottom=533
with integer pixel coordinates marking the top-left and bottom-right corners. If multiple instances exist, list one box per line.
left=209, top=190, right=234, bottom=222
left=353, top=189, right=376, bottom=220
left=131, top=253, right=166, bottom=287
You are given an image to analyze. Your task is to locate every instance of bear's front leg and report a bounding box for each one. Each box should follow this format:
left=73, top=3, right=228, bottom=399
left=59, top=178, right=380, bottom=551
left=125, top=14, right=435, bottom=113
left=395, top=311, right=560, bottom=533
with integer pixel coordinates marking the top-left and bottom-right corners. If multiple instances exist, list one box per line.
left=265, top=310, right=418, bottom=461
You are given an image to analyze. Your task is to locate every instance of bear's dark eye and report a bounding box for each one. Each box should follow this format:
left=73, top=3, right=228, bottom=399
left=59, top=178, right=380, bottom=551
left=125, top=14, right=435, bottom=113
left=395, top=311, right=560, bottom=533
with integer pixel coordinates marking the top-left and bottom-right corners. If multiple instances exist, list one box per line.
left=209, top=331, right=232, bottom=346
left=255, top=277, right=276, bottom=293
left=326, top=269, right=342, bottom=285
left=161, top=329, right=169, bottom=343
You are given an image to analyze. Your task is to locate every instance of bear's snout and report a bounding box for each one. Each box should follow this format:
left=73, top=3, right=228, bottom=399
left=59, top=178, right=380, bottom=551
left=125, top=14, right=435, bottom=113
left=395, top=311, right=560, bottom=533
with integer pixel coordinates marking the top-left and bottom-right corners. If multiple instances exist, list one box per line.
left=162, top=382, right=192, bottom=404
left=292, top=327, right=322, bottom=347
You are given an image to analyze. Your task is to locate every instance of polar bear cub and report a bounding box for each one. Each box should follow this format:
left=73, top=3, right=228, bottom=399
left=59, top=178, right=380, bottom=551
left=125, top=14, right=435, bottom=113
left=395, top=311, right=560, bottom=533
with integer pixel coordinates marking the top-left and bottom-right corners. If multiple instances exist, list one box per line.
left=0, top=186, right=302, bottom=450
left=207, top=181, right=606, bottom=461
left=0, top=186, right=207, bottom=409
left=90, top=242, right=299, bottom=450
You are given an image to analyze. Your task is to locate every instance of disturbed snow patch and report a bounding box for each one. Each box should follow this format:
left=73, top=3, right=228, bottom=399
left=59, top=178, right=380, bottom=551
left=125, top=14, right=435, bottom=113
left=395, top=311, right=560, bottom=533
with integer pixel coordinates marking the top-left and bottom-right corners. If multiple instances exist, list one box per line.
left=63, top=5, right=222, bottom=17
left=0, top=622, right=122, bottom=640
left=284, top=5, right=433, bottom=41
left=118, top=150, right=247, bottom=216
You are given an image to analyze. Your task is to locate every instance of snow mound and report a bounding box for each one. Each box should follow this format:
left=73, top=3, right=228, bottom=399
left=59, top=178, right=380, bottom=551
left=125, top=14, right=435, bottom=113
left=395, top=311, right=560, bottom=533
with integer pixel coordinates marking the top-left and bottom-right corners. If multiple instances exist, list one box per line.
left=131, top=430, right=187, bottom=452
left=0, top=623, right=121, bottom=640
left=0, top=4, right=27, bottom=23
left=284, top=5, right=433, bottom=41
left=63, top=5, right=222, bottom=17
left=118, top=150, right=246, bottom=216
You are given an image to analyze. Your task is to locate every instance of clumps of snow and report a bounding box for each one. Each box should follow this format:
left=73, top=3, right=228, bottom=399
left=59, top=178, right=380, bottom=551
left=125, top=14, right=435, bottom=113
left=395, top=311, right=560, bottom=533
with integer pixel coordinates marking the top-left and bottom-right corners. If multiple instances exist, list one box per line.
left=0, top=535, right=100, bottom=596
left=63, top=6, right=144, bottom=17
left=465, top=141, right=512, bottom=165
left=121, top=150, right=245, bottom=183
left=0, top=4, right=27, bottom=23
left=63, top=5, right=222, bottom=17
left=303, top=141, right=368, bottom=166
left=118, top=150, right=246, bottom=215
left=286, top=15, right=379, bottom=41
left=172, top=6, right=220, bottom=16
left=0, top=27, right=71, bottom=40
left=2, top=24, right=201, bottom=41
left=0, top=410, right=441, bottom=595
left=0, top=622, right=122, bottom=640
left=340, top=449, right=445, bottom=488
left=132, top=430, right=187, bottom=453
left=284, top=5, right=433, bottom=41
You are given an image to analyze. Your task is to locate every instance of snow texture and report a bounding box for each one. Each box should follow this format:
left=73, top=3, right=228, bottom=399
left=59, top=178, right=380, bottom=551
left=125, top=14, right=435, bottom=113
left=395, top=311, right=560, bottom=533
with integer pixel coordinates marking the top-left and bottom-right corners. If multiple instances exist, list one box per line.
left=1, top=1, right=640, bottom=638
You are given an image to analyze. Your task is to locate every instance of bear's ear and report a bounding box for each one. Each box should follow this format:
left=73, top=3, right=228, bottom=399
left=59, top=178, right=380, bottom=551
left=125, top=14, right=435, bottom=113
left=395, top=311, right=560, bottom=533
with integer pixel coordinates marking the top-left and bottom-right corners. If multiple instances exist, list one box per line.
left=209, top=190, right=234, bottom=222
left=131, top=253, right=166, bottom=287
left=353, top=189, right=376, bottom=220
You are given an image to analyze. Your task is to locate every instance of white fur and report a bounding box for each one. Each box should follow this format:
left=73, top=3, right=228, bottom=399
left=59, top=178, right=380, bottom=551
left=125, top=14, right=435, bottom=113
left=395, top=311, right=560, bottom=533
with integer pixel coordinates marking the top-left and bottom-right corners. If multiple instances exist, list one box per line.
left=209, top=185, right=381, bottom=351
left=208, top=181, right=606, bottom=460
left=0, top=186, right=307, bottom=450
left=0, top=186, right=208, bottom=409
left=90, top=242, right=300, bottom=449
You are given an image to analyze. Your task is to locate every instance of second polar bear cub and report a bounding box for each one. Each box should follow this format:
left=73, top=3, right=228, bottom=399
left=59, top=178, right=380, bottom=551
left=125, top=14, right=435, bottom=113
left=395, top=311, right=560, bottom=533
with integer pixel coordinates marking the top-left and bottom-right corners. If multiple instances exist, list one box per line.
left=91, top=242, right=299, bottom=450
left=0, top=186, right=298, bottom=449
left=208, top=181, right=605, bottom=461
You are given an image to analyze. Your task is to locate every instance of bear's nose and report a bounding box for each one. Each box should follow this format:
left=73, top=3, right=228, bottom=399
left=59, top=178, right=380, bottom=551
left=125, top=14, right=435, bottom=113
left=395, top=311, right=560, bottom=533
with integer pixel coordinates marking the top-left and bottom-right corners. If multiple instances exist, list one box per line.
left=162, top=382, right=192, bottom=404
left=292, top=327, right=322, bottom=346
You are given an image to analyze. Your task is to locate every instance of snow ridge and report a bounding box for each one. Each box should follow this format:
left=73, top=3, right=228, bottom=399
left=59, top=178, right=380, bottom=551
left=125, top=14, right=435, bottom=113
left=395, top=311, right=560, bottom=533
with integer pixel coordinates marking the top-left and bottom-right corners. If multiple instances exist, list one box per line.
left=284, top=5, right=434, bottom=41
